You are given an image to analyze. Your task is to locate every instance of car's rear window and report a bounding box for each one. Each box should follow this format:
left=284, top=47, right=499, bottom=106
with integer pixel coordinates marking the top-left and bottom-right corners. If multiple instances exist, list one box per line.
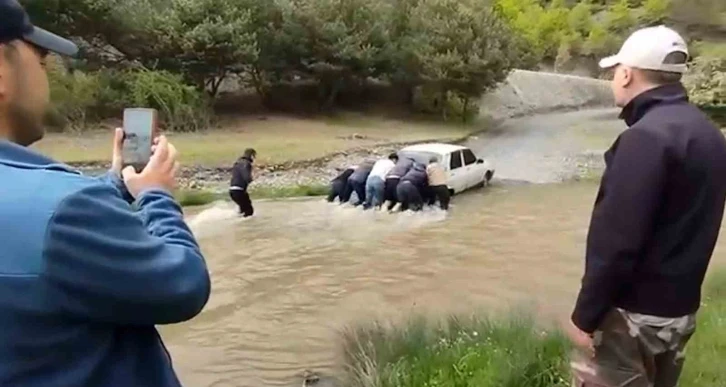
left=398, top=151, right=440, bottom=165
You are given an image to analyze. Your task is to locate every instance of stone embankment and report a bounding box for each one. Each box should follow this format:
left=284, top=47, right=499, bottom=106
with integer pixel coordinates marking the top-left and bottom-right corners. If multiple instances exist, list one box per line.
left=479, top=69, right=612, bottom=121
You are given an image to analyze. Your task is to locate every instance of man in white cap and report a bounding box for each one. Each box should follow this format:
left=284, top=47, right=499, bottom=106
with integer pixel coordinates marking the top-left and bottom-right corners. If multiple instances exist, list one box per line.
left=566, top=25, right=726, bottom=386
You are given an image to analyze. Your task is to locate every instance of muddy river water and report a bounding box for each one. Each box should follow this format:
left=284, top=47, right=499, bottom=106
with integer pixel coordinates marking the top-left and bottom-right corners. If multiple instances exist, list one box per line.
left=160, top=109, right=726, bottom=387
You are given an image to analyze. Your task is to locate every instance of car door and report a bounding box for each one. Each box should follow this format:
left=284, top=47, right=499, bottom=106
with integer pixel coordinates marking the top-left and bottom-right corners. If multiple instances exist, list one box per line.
left=461, top=148, right=480, bottom=189
left=447, top=150, right=465, bottom=193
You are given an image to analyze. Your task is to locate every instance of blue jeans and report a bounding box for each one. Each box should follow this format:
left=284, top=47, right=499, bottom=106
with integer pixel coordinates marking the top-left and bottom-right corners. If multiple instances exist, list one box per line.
left=364, top=176, right=385, bottom=209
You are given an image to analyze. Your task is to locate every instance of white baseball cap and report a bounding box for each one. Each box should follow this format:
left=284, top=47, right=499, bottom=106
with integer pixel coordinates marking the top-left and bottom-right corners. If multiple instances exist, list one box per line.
left=599, top=25, right=689, bottom=74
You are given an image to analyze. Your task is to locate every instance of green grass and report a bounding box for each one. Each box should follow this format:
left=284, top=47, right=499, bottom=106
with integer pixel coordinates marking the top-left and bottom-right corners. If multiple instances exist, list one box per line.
left=33, top=115, right=472, bottom=166
left=174, top=183, right=329, bottom=207
left=681, top=270, right=726, bottom=385
left=693, top=40, right=726, bottom=59
left=342, top=271, right=726, bottom=387
left=174, top=189, right=225, bottom=207
left=342, top=311, right=572, bottom=387
left=249, top=183, right=329, bottom=199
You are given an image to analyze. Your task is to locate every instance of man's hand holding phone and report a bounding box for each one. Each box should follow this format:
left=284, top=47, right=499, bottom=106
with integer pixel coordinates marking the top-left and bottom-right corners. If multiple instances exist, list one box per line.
left=121, top=135, right=179, bottom=198
left=111, top=127, right=125, bottom=177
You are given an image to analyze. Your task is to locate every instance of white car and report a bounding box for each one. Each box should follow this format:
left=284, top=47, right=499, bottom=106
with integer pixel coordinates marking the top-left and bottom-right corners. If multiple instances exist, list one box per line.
left=397, top=143, right=495, bottom=195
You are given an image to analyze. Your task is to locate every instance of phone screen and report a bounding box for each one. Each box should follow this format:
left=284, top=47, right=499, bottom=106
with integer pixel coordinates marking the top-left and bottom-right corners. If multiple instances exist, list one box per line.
left=122, top=108, right=156, bottom=169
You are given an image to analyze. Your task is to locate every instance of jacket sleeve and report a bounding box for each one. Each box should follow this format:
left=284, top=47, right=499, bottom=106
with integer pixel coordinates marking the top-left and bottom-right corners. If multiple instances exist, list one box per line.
left=95, top=170, right=135, bottom=204
left=245, top=162, right=254, bottom=183
left=41, top=182, right=211, bottom=326
left=571, top=128, right=668, bottom=333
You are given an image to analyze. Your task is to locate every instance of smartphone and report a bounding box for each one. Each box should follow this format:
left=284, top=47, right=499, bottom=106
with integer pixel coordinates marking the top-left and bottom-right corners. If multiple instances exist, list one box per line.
left=122, top=108, right=158, bottom=171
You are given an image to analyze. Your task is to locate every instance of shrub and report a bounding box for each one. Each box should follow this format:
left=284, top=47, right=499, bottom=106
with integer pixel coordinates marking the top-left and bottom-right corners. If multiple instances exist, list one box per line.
left=124, top=69, right=213, bottom=132
left=47, top=61, right=213, bottom=132
left=46, top=56, right=103, bottom=131
left=685, top=55, right=726, bottom=126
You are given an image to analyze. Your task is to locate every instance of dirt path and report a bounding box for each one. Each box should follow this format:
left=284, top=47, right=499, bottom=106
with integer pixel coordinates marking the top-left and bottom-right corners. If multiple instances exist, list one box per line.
left=466, top=107, right=625, bottom=184
left=241, top=107, right=626, bottom=190
left=70, top=108, right=625, bottom=190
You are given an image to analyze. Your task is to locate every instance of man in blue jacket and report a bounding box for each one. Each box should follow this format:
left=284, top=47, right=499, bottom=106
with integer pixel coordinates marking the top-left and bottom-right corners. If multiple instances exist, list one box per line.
left=0, top=1, right=212, bottom=386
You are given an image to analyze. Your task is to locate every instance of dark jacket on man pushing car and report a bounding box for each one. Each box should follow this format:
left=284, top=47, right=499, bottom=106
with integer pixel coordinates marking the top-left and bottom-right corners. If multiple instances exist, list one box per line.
left=397, top=162, right=428, bottom=211
left=388, top=157, right=414, bottom=179
left=328, top=166, right=356, bottom=203
left=400, top=162, right=428, bottom=188
left=348, top=161, right=374, bottom=183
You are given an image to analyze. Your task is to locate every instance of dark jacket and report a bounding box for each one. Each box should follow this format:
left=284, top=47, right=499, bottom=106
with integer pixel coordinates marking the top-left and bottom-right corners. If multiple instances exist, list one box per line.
left=349, top=161, right=374, bottom=183
left=0, top=141, right=211, bottom=387
left=387, top=157, right=414, bottom=179
left=400, top=162, right=429, bottom=188
left=230, top=157, right=253, bottom=189
left=571, top=83, right=726, bottom=334
left=332, top=168, right=355, bottom=184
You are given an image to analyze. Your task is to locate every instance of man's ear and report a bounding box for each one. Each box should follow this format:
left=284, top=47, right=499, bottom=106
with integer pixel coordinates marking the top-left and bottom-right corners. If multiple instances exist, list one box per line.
left=621, top=67, right=634, bottom=88
left=0, top=46, right=6, bottom=97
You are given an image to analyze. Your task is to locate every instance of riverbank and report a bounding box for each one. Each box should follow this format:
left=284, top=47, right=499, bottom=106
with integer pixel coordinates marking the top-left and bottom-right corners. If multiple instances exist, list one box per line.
left=339, top=270, right=726, bottom=387
left=175, top=183, right=328, bottom=207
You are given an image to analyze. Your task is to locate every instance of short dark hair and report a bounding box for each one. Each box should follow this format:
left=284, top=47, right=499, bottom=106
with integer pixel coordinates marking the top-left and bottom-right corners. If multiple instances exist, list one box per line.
left=388, top=153, right=398, bottom=160
left=639, top=52, right=688, bottom=85
left=243, top=148, right=257, bottom=158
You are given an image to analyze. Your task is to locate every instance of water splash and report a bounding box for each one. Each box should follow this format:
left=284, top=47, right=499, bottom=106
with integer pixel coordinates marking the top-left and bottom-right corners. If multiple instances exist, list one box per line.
left=187, top=201, right=250, bottom=238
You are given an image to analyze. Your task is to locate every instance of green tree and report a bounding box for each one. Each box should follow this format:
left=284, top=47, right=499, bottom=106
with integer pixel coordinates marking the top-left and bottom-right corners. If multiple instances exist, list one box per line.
left=685, top=57, right=726, bottom=108
left=408, top=0, right=527, bottom=120
left=23, top=0, right=258, bottom=97
left=605, top=0, right=636, bottom=34
left=640, top=0, right=671, bottom=24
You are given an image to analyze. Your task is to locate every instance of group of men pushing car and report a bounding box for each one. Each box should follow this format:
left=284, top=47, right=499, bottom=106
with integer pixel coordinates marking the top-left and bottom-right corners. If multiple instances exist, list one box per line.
left=327, top=153, right=451, bottom=212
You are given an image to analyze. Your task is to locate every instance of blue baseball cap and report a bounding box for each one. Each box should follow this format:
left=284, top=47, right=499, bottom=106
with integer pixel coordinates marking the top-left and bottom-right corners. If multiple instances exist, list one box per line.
left=0, top=0, right=78, bottom=57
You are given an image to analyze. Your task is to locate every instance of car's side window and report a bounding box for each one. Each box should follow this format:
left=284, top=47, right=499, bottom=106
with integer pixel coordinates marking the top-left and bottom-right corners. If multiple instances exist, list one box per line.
left=462, top=149, right=477, bottom=166
left=450, top=150, right=463, bottom=170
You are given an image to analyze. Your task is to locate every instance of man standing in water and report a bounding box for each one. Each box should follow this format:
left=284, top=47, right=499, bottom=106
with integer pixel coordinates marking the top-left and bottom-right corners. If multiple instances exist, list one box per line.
left=0, top=1, right=211, bottom=385
left=230, top=148, right=257, bottom=217
left=568, top=25, right=726, bottom=387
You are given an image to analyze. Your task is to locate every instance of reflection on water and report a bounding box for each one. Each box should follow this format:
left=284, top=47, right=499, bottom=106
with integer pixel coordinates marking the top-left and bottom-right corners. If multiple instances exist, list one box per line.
left=163, top=181, right=726, bottom=387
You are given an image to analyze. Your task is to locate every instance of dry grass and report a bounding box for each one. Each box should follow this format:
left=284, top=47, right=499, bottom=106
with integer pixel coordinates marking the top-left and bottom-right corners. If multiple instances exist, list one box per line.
left=33, top=114, right=475, bottom=166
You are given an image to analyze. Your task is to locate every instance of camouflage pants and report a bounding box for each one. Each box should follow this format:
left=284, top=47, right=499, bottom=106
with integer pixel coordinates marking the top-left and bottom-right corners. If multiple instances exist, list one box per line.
left=571, top=308, right=696, bottom=387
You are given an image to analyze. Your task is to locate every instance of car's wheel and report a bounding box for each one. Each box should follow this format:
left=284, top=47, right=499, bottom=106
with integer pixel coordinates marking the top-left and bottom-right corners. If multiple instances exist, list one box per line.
left=485, top=170, right=494, bottom=182
left=474, top=171, right=495, bottom=189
